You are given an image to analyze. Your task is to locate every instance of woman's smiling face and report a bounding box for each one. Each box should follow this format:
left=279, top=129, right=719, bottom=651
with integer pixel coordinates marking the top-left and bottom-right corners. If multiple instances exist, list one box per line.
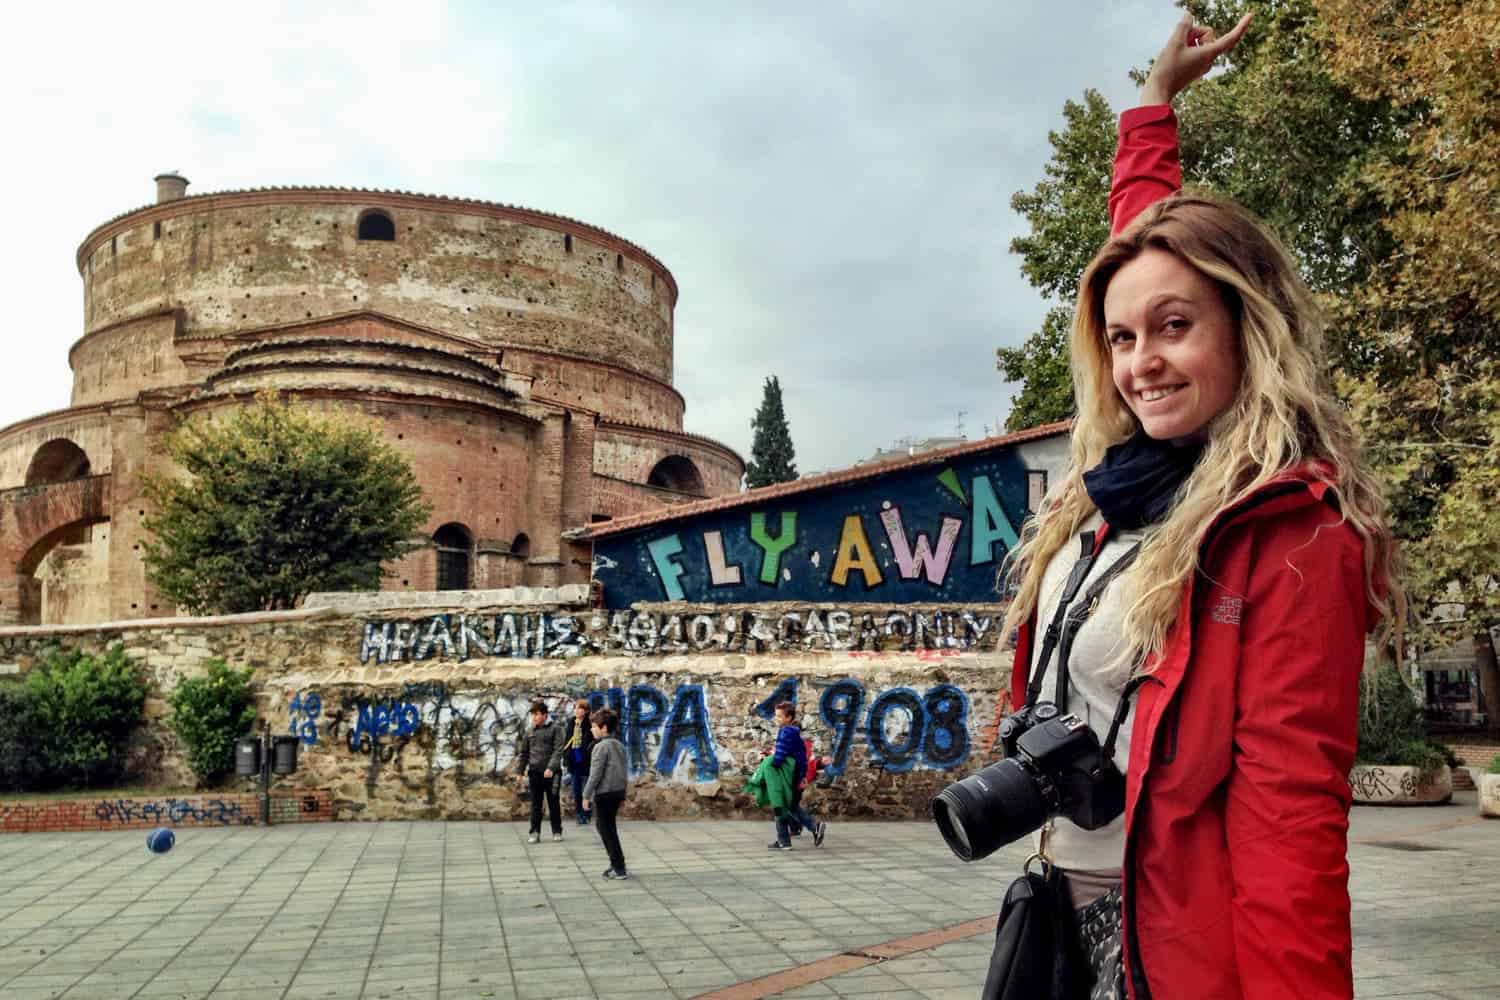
left=1103, top=248, right=1242, bottom=441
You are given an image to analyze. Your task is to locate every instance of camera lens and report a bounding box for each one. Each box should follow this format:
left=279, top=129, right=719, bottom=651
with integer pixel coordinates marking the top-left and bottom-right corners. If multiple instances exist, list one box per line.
left=931, top=758, right=1051, bottom=862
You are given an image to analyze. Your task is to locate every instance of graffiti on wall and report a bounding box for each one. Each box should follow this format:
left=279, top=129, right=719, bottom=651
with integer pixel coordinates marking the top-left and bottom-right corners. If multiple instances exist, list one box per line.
left=592, top=452, right=1035, bottom=607
left=287, top=676, right=974, bottom=784
left=752, top=677, right=969, bottom=775
left=356, top=607, right=1001, bottom=663
left=93, top=797, right=256, bottom=826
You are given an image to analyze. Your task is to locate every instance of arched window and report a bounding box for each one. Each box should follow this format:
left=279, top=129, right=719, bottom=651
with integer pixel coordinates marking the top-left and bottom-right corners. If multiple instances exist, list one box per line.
left=510, top=533, right=531, bottom=559
left=433, top=523, right=472, bottom=590
left=648, top=455, right=705, bottom=495
left=25, top=439, right=92, bottom=487
left=357, top=210, right=396, bottom=242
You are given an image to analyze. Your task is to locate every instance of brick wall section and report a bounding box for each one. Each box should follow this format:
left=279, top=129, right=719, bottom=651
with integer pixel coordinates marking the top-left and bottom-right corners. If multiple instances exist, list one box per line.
left=0, top=789, right=333, bottom=833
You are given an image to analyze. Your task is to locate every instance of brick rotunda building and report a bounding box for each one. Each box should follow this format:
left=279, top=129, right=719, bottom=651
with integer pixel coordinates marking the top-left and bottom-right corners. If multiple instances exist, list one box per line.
left=0, top=174, right=743, bottom=625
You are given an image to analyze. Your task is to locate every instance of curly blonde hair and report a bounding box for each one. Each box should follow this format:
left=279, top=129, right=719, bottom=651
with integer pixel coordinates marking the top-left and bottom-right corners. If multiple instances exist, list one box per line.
left=1002, top=191, right=1402, bottom=665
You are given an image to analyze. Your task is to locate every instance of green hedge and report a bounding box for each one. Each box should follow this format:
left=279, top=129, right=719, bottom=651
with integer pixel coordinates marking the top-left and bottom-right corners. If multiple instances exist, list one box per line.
left=1356, top=661, right=1450, bottom=779
left=2, top=644, right=148, bottom=790
left=1489, top=755, right=1500, bottom=775
left=168, top=658, right=257, bottom=783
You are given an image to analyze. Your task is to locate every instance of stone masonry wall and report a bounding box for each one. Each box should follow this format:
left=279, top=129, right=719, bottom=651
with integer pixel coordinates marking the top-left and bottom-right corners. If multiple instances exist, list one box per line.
left=0, top=598, right=1011, bottom=824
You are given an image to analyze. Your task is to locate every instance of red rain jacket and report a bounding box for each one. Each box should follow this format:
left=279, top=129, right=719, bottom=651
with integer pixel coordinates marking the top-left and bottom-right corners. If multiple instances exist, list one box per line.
left=1007, top=106, right=1373, bottom=999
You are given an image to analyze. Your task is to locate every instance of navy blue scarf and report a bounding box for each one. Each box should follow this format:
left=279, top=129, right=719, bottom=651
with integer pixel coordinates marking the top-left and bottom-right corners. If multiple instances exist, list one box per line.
left=1082, top=432, right=1205, bottom=530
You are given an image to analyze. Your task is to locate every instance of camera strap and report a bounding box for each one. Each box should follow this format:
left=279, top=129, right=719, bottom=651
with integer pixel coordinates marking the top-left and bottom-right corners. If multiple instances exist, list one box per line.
left=1052, top=540, right=1141, bottom=708
left=1024, top=532, right=1141, bottom=709
left=1023, top=531, right=1102, bottom=709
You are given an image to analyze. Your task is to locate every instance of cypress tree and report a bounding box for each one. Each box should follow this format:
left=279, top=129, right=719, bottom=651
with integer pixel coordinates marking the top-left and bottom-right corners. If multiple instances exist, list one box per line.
left=745, top=376, right=798, bottom=489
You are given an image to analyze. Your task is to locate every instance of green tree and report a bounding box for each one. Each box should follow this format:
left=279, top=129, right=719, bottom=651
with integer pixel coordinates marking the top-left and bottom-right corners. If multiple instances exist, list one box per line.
left=168, top=658, right=258, bottom=784
left=744, top=376, right=798, bottom=488
left=997, top=307, right=1076, bottom=431
left=143, top=394, right=431, bottom=614
left=1000, top=88, right=1118, bottom=429
left=1320, top=0, right=1500, bottom=735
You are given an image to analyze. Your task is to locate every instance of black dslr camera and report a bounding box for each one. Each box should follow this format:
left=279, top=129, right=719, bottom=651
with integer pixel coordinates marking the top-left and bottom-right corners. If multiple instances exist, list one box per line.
left=931, top=702, right=1125, bottom=862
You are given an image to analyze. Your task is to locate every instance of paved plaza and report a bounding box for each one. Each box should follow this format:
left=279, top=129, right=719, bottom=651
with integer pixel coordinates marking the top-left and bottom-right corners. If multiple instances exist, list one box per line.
left=0, top=795, right=1495, bottom=1000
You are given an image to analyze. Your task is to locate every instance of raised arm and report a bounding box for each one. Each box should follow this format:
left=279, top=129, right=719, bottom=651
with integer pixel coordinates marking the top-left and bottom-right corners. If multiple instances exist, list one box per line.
left=1109, top=12, right=1252, bottom=235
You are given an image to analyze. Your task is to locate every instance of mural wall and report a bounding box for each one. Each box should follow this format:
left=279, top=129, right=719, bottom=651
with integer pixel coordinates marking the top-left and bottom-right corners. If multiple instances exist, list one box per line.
left=0, top=605, right=1011, bottom=822
left=591, top=449, right=1041, bottom=607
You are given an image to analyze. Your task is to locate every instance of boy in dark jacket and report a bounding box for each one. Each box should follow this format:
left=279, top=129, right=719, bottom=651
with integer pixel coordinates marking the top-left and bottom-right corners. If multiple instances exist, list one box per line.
left=515, top=700, right=565, bottom=843
left=561, top=699, right=596, bottom=825
left=582, top=708, right=630, bottom=879
left=767, top=701, right=826, bottom=851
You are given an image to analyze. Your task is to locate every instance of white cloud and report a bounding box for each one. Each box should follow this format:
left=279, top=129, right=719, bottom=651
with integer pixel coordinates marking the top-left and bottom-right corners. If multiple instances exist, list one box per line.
left=0, top=0, right=1178, bottom=469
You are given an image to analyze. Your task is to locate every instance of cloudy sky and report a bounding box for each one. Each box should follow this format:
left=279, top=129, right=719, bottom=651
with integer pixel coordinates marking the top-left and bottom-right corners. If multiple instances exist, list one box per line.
left=0, top=1, right=1177, bottom=474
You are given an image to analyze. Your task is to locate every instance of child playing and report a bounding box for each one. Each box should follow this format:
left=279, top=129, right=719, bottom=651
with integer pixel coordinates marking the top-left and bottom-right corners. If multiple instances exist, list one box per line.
left=582, top=707, right=630, bottom=880
left=766, top=701, right=826, bottom=851
left=515, top=699, right=565, bottom=844
left=561, top=699, right=596, bottom=825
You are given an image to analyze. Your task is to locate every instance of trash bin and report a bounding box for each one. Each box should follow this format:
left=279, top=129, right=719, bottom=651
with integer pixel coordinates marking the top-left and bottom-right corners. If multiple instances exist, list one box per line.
left=271, top=735, right=299, bottom=775
left=234, top=737, right=261, bottom=776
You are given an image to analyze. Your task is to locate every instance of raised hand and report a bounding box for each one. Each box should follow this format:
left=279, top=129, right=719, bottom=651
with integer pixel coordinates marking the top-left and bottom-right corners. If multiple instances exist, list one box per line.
left=1140, top=11, right=1253, bottom=106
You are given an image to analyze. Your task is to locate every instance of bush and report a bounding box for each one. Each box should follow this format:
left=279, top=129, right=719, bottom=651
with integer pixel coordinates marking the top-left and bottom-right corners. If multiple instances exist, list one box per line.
left=23, top=644, right=148, bottom=789
left=0, top=682, right=44, bottom=792
left=1357, top=661, right=1449, bottom=780
left=168, top=658, right=257, bottom=783
left=1488, top=755, right=1500, bottom=775
left=1428, top=740, right=1462, bottom=769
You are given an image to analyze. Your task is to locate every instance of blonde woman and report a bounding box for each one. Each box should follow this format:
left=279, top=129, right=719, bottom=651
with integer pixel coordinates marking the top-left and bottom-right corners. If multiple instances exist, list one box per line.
left=1001, top=13, right=1400, bottom=999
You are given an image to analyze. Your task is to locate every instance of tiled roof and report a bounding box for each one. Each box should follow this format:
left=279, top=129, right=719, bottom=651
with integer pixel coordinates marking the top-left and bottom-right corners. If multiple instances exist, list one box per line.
left=579, top=420, right=1071, bottom=539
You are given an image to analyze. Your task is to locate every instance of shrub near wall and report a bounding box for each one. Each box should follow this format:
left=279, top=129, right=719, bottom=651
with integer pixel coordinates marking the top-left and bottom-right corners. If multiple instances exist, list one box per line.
left=7, top=644, right=148, bottom=790
left=168, top=658, right=257, bottom=784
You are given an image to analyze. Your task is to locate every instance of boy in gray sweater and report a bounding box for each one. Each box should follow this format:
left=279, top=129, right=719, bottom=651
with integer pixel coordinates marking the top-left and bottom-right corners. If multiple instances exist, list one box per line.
left=516, top=700, right=565, bottom=843
left=582, top=708, right=630, bottom=879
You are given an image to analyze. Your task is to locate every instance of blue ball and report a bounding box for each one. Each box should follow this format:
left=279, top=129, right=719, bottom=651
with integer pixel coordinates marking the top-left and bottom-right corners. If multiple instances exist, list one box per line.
left=146, top=828, right=175, bottom=854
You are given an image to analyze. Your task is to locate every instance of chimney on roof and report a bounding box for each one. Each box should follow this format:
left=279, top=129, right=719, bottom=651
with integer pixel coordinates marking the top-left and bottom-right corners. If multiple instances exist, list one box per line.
left=154, top=173, right=189, bottom=203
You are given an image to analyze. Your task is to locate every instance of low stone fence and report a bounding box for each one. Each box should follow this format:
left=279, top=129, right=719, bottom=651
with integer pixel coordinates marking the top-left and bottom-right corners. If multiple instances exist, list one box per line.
left=0, top=790, right=333, bottom=833
left=0, top=598, right=1012, bottom=824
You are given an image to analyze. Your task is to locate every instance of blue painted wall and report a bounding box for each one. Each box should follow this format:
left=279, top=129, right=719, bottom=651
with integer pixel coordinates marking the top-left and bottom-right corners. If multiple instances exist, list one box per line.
left=593, top=448, right=1034, bottom=608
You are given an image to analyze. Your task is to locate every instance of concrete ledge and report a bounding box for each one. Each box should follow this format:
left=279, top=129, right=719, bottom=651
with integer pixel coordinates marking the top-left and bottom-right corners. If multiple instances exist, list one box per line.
left=304, top=584, right=591, bottom=611
left=0, top=605, right=340, bottom=638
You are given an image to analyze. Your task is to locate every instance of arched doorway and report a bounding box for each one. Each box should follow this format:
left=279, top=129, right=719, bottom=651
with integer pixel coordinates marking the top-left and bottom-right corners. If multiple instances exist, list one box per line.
left=17, top=516, right=110, bottom=625
left=433, top=523, right=473, bottom=590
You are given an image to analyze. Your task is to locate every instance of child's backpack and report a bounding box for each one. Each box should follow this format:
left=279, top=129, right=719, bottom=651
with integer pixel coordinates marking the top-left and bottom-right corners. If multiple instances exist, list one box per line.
left=800, top=737, right=820, bottom=789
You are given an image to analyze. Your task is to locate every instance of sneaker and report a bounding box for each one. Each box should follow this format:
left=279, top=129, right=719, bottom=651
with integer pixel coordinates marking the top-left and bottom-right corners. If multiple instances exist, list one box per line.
left=527, top=832, right=540, bottom=844
left=813, top=821, right=827, bottom=848
left=552, top=832, right=563, bottom=842
left=604, top=868, right=630, bottom=880
left=767, top=841, right=792, bottom=851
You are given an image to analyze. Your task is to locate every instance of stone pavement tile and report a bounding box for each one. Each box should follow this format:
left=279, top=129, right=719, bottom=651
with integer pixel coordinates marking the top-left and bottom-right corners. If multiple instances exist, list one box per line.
left=889, top=968, right=974, bottom=993
left=511, top=967, right=592, bottom=999
left=437, top=989, right=517, bottom=1000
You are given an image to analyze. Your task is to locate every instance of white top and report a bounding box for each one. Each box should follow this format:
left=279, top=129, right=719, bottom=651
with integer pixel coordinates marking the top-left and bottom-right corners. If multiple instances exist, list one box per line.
left=1027, top=513, right=1144, bottom=874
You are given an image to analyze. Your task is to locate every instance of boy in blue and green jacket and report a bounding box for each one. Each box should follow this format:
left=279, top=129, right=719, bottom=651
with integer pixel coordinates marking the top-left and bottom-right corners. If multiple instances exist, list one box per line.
left=766, top=701, right=826, bottom=850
